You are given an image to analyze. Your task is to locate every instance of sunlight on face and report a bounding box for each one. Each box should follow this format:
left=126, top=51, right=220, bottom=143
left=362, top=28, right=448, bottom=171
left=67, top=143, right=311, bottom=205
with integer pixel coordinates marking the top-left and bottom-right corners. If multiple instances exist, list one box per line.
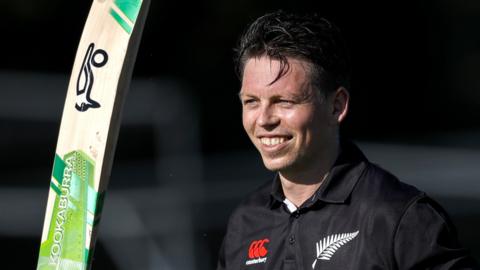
left=240, top=56, right=337, bottom=174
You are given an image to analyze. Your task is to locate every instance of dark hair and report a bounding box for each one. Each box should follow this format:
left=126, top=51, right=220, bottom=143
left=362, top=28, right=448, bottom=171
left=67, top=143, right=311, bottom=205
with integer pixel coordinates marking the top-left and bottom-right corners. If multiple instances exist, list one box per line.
left=234, top=10, right=351, bottom=96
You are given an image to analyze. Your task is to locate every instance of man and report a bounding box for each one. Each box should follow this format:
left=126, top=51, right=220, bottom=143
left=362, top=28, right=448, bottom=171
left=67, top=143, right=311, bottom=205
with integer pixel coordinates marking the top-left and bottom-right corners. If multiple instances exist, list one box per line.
left=217, top=10, right=478, bottom=270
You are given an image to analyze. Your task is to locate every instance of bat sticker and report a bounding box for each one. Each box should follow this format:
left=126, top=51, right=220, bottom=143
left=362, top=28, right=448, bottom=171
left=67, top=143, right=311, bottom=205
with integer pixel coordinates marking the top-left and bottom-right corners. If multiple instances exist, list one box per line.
left=75, top=43, right=108, bottom=112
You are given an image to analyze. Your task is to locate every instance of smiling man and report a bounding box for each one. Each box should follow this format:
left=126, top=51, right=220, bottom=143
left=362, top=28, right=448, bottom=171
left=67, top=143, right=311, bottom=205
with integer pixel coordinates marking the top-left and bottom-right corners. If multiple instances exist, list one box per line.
left=217, top=10, right=478, bottom=270
left=240, top=55, right=345, bottom=208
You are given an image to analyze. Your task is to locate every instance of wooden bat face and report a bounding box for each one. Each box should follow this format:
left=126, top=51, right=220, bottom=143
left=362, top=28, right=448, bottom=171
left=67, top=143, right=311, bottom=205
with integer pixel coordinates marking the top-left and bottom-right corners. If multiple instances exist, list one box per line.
left=37, top=0, right=149, bottom=269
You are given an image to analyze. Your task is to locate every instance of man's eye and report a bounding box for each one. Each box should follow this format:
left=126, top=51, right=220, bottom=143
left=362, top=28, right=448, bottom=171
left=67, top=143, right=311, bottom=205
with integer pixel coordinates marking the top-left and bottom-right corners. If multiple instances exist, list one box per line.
left=243, top=99, right=257, bottom=105
left=278, top=99, right=294, bottom=106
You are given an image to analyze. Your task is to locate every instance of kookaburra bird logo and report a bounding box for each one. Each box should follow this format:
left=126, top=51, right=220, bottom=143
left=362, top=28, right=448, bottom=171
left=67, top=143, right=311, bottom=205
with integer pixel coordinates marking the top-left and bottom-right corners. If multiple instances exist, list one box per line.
left=75, top=42, right=108, bottom=112
left=312, top=231, right=359, bottom=269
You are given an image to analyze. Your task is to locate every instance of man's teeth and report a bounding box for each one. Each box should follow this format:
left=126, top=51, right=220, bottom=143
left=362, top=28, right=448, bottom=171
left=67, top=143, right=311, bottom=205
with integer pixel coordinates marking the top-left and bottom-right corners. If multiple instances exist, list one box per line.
left=261, top=137, right=287, bottom=146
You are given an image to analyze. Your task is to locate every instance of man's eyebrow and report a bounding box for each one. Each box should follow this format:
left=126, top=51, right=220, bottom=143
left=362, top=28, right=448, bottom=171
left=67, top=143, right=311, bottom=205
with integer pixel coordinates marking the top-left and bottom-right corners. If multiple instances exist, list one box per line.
left=238, top=91, right=256, bottom=99
left=271, top=91, right=311, bottom=101
left=292, top=89, right=315, bottom=101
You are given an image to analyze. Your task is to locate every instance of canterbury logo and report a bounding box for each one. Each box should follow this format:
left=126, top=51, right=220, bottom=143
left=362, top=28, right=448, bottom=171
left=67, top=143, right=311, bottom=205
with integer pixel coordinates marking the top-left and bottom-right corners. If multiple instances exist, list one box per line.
left=312, top=231, right=359, bottom=269
left=245, top=238, right=269, bottom=266
left=248, top=238, right=269, bottom=258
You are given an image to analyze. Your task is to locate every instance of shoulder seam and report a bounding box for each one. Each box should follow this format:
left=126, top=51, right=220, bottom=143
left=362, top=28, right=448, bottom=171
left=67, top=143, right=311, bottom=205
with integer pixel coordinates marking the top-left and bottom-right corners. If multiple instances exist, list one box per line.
left=389, top=192, right=427, bottom=269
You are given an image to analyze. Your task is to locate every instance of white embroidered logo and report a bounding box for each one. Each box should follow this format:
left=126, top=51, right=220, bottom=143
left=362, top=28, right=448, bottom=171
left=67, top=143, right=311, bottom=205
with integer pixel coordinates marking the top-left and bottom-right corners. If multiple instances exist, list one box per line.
left=311, top=231, right=359, bottom=269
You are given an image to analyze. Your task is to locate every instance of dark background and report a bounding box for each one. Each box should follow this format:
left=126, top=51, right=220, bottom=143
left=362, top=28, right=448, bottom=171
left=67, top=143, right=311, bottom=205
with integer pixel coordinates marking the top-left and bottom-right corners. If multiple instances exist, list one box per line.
left=2, top=0, right=480, bottom=146
left=1, top=0, right=479, bottom=269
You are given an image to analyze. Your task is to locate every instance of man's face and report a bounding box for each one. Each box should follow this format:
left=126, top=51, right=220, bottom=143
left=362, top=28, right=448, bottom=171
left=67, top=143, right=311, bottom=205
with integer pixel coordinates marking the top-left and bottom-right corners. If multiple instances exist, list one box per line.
left=240, top=56, right=338, bottom=174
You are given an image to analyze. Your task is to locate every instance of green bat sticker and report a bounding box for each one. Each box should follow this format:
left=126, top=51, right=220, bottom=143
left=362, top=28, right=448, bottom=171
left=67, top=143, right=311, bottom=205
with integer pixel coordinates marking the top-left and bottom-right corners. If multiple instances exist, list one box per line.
left=37, top=151, right=101, bottom=270
left=110, top=0, right=142, bottom=34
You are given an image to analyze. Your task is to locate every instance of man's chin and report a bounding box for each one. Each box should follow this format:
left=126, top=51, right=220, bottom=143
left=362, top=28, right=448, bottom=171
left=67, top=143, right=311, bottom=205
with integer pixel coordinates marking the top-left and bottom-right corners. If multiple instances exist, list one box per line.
left=261, top=157, right=292, bottom=172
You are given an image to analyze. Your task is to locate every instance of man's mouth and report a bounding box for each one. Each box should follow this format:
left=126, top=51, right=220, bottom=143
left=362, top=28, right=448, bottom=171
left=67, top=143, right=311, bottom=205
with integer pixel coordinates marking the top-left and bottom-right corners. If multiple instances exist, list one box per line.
left=259, top=136, right=293, bottom=147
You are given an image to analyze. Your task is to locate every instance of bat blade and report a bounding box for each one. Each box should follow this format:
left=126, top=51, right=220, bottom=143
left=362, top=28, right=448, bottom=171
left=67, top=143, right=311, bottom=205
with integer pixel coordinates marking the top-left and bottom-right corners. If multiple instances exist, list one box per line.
left=37, top=0, right=150, bottom=269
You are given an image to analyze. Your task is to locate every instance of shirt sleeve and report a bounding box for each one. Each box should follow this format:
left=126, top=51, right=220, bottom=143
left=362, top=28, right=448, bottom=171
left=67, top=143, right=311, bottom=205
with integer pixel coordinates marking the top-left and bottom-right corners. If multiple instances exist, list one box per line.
left=217, top=207, right=242, bottom=270
left=393, top=196, right=479, bottom=269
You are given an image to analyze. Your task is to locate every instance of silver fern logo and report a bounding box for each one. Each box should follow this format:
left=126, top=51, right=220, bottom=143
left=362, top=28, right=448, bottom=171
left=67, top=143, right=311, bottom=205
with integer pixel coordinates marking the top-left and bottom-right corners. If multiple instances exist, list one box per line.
left=311, top=230, right=359, bottom=269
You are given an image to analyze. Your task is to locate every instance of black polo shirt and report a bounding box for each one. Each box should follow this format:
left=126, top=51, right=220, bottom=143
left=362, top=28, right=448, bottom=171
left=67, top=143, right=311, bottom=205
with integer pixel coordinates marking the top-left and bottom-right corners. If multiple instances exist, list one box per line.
left=217, top=141, right=478, bottom=270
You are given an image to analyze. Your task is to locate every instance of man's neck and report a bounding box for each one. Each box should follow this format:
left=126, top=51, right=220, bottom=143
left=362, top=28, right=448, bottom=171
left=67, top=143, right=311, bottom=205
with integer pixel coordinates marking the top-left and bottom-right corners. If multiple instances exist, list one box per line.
left=279, top=174, right=328, bottom=208
left=279, top=142, right=340, bottom=208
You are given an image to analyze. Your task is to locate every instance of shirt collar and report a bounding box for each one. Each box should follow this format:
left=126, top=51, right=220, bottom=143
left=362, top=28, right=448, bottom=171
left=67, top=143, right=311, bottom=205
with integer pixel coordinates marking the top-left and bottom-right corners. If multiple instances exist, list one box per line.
left=314, top=140, right=367, bottom=204
left=269, top=175, right=285, bottom=208
left=269, top=140, right=368, bottom=208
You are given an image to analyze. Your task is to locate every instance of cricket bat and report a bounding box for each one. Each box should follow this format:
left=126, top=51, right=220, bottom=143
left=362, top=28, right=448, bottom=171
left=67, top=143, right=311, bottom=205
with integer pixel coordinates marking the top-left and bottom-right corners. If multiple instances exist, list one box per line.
left=36, top=0, right=150, bottom=269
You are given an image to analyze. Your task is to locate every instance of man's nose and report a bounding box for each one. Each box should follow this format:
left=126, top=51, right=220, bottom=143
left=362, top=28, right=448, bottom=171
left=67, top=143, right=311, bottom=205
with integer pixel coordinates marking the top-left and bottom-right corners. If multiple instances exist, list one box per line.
left=257, top=105, right=280, bottom=128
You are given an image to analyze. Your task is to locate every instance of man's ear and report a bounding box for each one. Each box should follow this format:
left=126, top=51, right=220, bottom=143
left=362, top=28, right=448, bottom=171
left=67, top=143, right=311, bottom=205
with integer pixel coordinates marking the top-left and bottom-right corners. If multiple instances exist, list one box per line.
left=331, top=86, right=349, bottom=123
